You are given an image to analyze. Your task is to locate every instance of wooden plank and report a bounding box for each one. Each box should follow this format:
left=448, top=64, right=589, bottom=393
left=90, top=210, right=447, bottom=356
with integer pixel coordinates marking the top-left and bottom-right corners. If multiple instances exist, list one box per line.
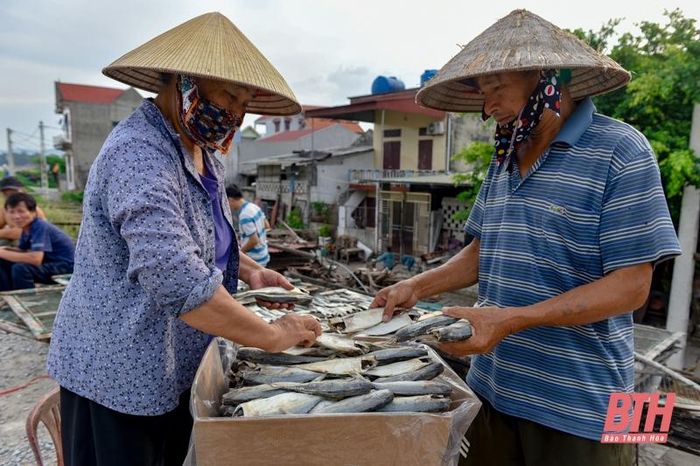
left=0, top=285, right=65, bottom=296
left=0, top=319, right=34, bottom=339
left=2, top=296, right=51, bottom=340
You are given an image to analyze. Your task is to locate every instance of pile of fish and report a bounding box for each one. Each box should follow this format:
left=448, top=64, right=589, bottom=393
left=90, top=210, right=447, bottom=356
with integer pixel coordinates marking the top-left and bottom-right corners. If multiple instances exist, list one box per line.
left=221, top=338, right=456, bottom=418
left=234, top=286, right=313, bottom=305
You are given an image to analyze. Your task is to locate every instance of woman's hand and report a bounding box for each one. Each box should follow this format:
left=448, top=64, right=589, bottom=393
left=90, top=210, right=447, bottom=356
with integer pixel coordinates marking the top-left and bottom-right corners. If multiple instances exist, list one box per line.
left=247, top=268, right=295, bottom=310
left=265, top=314, right=322, bottom=352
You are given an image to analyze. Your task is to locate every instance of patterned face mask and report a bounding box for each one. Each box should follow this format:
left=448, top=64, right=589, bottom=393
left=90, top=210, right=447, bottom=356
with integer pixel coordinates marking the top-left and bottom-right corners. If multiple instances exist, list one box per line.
left=485, top=70, right=562, bottom=167
left=176, top=75, right=243, bottom=154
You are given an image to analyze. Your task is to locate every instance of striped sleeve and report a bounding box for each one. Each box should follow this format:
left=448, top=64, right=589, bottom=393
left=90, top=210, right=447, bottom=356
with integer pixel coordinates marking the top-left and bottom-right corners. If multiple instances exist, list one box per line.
left=599, top=136, right=681, bottom=274
left=464, top=159, right=496, bottom=239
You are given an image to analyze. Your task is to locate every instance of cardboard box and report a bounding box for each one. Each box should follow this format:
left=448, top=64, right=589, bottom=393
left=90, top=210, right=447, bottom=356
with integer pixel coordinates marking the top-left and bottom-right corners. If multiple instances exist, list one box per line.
left=191, top=340, right=481, bottom=466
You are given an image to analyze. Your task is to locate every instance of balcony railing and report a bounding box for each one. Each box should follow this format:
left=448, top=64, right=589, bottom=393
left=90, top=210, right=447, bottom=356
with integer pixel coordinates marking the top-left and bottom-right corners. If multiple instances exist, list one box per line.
left=256, top=181, right=308, bottom=195
left=349, top=169, right=445, bottom=182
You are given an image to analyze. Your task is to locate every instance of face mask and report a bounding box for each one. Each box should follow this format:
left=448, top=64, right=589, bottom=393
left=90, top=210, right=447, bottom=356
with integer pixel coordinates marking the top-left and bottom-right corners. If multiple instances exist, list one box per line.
left=485, top=70, right=562, bottom=167
left=176, top=75, right=243, bottom=154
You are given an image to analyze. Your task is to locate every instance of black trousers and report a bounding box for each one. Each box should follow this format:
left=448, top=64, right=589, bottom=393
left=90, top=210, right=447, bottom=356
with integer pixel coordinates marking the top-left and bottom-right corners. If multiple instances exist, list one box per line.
left=60, top=387, right=193, bottom=466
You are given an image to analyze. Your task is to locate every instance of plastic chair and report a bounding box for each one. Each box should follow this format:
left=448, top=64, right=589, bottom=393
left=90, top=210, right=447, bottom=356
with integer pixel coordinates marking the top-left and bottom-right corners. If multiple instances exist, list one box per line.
left=26, top=386, right=63, bottom=466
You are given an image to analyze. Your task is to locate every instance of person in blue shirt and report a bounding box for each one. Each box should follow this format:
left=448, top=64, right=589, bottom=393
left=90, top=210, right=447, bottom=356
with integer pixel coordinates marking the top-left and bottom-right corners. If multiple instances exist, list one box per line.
left=0, top=192, right=74, bottom=290
left=373, top=10, right=681, bottom=466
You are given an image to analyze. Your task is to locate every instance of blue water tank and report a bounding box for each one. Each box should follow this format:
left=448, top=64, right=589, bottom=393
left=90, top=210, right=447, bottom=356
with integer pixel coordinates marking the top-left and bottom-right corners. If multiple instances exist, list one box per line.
left=420, top=69, right=438, bottom=86
left=371, top=76, right=406, bottom=95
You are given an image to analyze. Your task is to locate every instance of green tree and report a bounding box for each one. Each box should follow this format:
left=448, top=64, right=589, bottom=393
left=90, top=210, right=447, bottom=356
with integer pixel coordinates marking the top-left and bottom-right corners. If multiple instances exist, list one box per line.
left=573, top=9, right=700, bottom=218
left=451, top=141, right=494, bottom=222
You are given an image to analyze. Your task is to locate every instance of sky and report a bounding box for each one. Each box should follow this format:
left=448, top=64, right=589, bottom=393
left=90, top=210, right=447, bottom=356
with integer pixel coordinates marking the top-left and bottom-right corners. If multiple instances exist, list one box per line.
left=1, top=0, right=699, bottom=152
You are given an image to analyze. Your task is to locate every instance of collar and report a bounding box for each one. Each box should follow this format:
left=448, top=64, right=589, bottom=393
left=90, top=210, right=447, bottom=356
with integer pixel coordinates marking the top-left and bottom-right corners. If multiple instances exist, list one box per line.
left=551, top=97, right=595, bottom=147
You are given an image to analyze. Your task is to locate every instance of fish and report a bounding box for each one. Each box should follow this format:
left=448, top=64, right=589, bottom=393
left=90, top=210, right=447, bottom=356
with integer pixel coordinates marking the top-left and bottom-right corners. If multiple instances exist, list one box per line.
left=314, top=333, right=370, bottom=355
left=309, top=400, right=336, bottom=413
left=377, top=395, right=451, bottom=413
left=372, top=362, right=445, bottom=383
left=234, top=286, right=313, bottom=305
left=357, top=313, right=414, bottom=336
left=393, top=315, right=459, bottom=342
left=222, top=384, right=288, bottom=404
left=364, top=357, right=432, bottom=378
left=233, top=392, right=323, bottom=417
left=295, top=355, right=378, bottom=375
left=272, top=378, right=374, bottom=399
left=371, top=380, right=453, bottom=396
left=233, top=365, right=322, bottom=386
left=282, top=346, right=337, bottom=357
left=428, top=320, right=473, bottom=342
left=312, top=389, right=395, bottom=414
left=329, top=308, right=385, bottom=333
left=236, top=347, right=326, bottom=365
left=365, top=346, right=428, bottom=365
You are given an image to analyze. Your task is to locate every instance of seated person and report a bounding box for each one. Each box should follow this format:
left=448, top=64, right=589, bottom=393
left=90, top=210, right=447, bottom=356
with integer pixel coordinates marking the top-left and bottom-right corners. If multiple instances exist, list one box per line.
left=374, top=247, right=396, bottom=271
left=0, top=192, right=74, bottom=291
left=0, top=177, right=46, bottom=246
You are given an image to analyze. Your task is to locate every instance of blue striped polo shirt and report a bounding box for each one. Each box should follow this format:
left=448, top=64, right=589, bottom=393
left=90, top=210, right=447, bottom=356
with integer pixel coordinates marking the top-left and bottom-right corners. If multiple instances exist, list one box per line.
left=464, top=98, right=681, bottom=440
left=239, top=201, right=270, bottom=266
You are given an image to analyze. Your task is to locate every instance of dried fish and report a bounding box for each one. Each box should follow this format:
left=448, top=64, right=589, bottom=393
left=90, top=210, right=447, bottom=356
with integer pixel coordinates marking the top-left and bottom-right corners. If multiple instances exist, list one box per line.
left=312, top=389, right=394, bottom=414
left=428, top=320, right=473, bottom=342
left=371, top=380, right=453, bottom=396
left=309, top=400, right=336, bottom=413
left=329, top=308, right=384, bottom=333
left=273, top=378, right=374, bottom=399
left=314, top=333, right=369, bottom=355
left=237, top=347, right=326, bottom=365
left=234, top=392, right=323, bottom=417
left=393, top=315, right=459, bottom=342
left=234, top=286, right=313, bottom=305
left=357, top=313, right=415, bottom=336
left=373, top=362, right=444, bottom=383
left=233, top=365, right=322, bottom=386
left=377, top=395, right=451, bottom=413
left=282, top=346, right=336, bottom=357
left=295, top=355, right=378, bottom=375
left=365, top=357, right=432, bottom=378
left=366, top=346, right=428, bottom=365
left=222, top=385, right=288, bottom=404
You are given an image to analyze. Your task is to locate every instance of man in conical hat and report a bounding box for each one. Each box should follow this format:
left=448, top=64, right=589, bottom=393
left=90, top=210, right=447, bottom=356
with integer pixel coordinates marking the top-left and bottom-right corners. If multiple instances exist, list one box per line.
left=373, top=10, right=680, bottom=465
left=47, top=13, right=320, bottom=465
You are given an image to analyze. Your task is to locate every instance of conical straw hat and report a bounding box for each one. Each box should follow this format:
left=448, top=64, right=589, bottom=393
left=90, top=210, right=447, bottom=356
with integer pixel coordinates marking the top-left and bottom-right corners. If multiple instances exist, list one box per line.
left=417, top=9, right=630, bottom=112
left=103, top=12, right=301, bottom=115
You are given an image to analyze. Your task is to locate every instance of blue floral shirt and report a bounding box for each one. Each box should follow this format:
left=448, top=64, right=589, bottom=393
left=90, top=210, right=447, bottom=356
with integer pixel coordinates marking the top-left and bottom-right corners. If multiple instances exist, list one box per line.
left=47, top=100, right=239, bottom=416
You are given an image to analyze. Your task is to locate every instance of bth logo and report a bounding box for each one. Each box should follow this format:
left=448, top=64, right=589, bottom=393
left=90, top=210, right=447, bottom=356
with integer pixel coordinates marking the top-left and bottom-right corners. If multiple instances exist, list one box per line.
left=601, top=392, right=676, bottom=444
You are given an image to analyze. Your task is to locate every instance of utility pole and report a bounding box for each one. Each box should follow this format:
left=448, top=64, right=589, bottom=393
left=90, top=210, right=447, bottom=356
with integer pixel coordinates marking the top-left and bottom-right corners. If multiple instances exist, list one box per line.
left=39, top=121, right=48, bottom=193
left=6, top=128, right=15, bottom=175
left=666, top=103, right=700, bottom=369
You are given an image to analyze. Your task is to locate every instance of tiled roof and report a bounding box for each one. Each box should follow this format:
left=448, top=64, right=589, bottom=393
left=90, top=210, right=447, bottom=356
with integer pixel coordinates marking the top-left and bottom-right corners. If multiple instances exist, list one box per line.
left=56, top=82, right=126, bottom=104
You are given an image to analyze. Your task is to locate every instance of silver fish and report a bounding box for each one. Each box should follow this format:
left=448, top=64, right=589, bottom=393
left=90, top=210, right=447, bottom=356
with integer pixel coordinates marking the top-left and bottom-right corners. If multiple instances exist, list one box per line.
left=366, top=346, right=428, bottom=365
left=429, top=320, right=473, bottom=342
left=273, top=378, right=374, bottom=399
left=234, top=286, right=313, bottom=305
left=330, top=308, right=385, bottom=333
left=371, top=380, right=453, bottom=396
left=237, top=347, right=326, bottom=365
left=393, top=315, right=459, bottom=342
left=234, top=392, right=323, bottom=417
left=314, top=333, right=369, bottom=355
left=309, top=400, right=336, bottom=413
left=373, top=362, right=444, bottom=383
left=295, top=355, right=378, bottom=375
left=357, top=313, right=414, bottom=336
left=222, top=385, right=288, bottom=404
left=233, top=365, right=322, bottom=385
left=312, top=389, right=394, bottom=414
left=364, top=357, right=432, bottom=378
left=377, top=395, right=451, bottom=413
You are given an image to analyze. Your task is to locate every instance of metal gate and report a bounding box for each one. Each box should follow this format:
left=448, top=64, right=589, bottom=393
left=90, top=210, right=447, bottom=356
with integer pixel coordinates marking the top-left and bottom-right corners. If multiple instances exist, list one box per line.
left=378, top=191, right=430, bottom=256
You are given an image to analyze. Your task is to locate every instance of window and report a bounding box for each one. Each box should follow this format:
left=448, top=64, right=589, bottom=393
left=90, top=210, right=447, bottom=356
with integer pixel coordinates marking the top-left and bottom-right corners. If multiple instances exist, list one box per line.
left=383, top=129, right=401, bottom=138
left=383, top=141, right=401, bottom=169
left=418, top=127, right=428, bottom=136
left=418, top=140, right=433, bottom=170
left=273, top=119, right=281, bottom=133
left=284, top=118, right=291, bottom=131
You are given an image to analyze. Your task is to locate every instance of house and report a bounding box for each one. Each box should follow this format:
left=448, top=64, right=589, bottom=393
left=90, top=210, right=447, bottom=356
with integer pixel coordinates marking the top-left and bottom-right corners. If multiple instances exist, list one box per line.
left=54, top=82, right=143, bottom=189
left=306, top=77, right=492, bottom=255
left=221, top=106, right=364, bottom=187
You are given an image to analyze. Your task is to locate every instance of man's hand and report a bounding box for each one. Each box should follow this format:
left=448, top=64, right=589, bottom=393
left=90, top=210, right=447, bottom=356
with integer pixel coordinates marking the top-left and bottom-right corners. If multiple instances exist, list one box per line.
left=370, top=278, right=420, bottom=321
left=266, top=314, right=322, bottom=353
left=247, top=267, right=295, bottom=310
left=437, top=306, right=516, bottom=357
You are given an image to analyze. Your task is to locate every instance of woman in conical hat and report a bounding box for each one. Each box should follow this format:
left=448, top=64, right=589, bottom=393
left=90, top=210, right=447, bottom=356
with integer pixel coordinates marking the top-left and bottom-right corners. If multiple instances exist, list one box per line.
left=375, top=10, right=680, bottom=466
left=48, top=13, right=320, bottom=465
